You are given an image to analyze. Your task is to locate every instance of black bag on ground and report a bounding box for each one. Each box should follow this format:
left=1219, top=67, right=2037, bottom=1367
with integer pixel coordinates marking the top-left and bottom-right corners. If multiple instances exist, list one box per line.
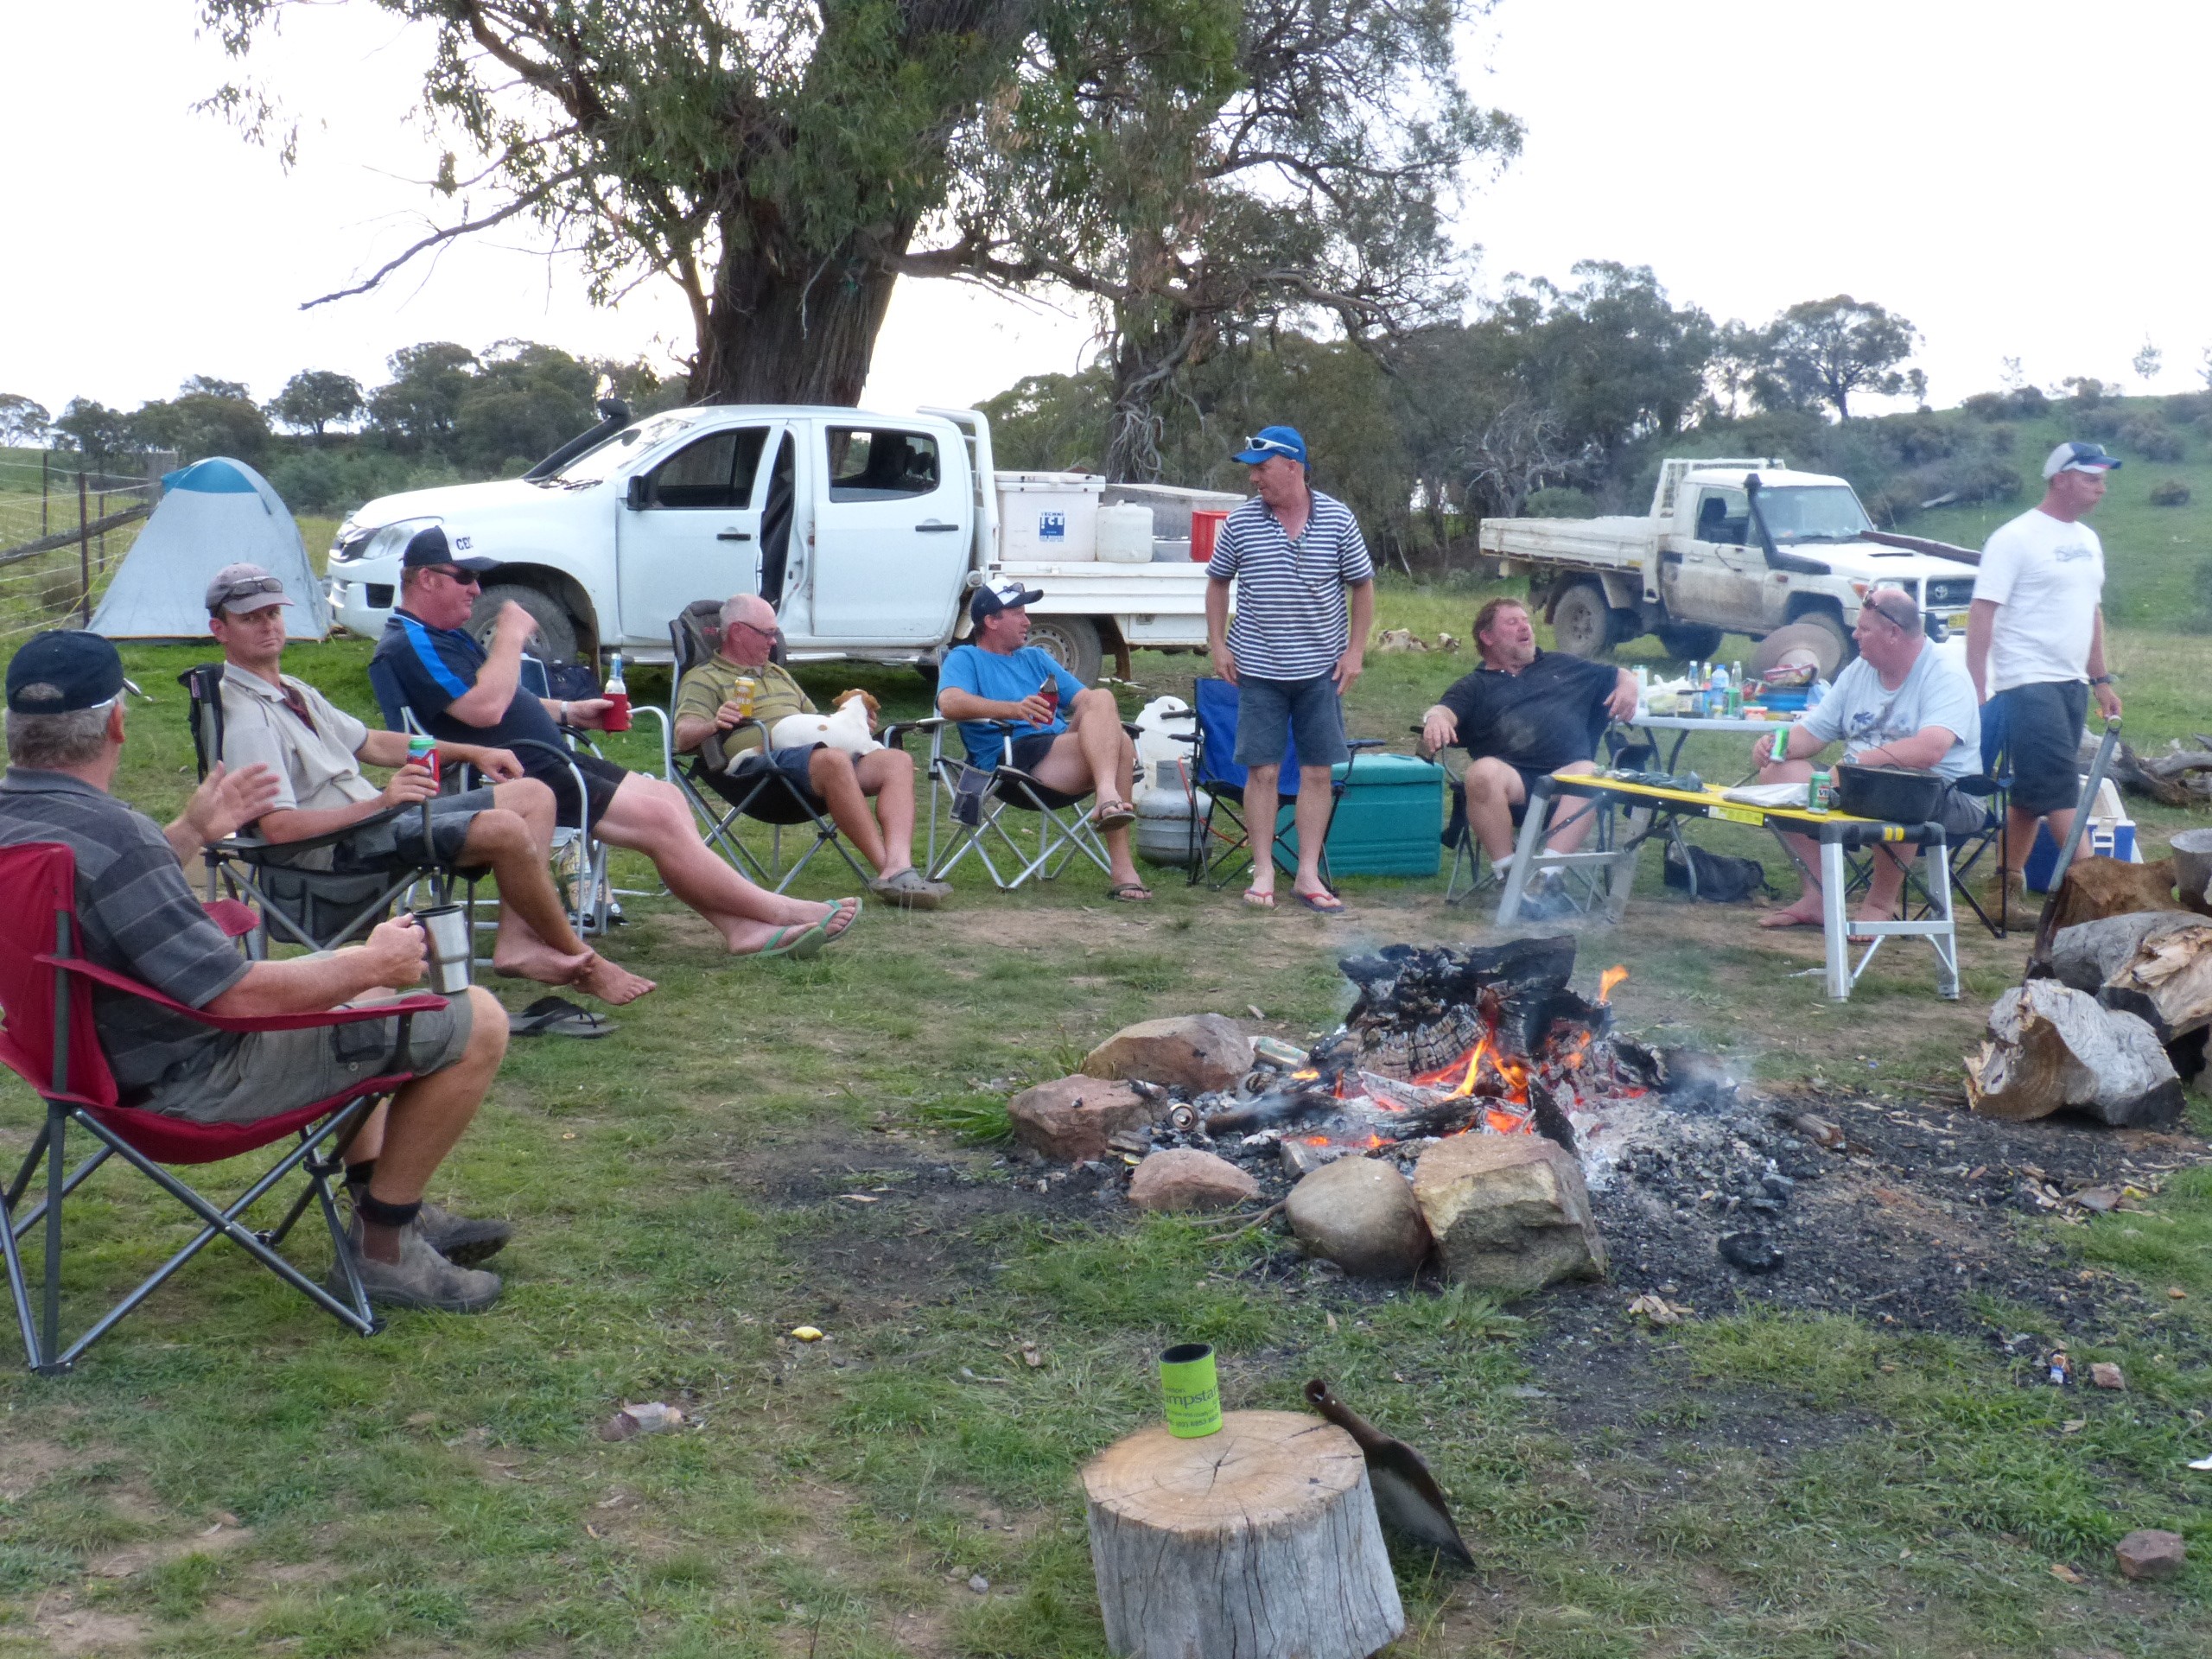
left=1663, top=842, right=1769, bottom=903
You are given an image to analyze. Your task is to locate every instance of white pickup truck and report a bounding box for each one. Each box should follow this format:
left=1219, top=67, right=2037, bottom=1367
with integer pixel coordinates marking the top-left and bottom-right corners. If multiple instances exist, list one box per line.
left=324, top=404, right=1231, bottom=683
left=1477, top=457, right=1980, bottom=675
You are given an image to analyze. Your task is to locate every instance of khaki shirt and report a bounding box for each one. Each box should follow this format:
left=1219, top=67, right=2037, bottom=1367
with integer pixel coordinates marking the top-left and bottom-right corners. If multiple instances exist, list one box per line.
left=673, top=655, right=811, bottom=758
left=219, top=665, right=380, bottom=814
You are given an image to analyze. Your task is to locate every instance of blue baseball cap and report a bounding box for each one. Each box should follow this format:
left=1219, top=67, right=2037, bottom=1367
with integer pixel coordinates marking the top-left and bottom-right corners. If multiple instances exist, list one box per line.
left=7, top=631, right=125, bottom=715
left=2043, top=441, right=2123, bottom=480
left=1232, top=425, right=1308, bottom=467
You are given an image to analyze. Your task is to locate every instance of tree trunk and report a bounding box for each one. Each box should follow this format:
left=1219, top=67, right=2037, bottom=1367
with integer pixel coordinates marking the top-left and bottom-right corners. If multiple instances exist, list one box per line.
left=690, top=219, right=913, bottom=406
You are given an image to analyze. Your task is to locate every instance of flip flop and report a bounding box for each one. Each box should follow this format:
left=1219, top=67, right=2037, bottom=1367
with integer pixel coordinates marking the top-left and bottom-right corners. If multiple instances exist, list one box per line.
left=821, top=896, right=862, bottom=946
left=1092, top=799, right=1137, bottom=830
left=1243, top=887, right=1277, bottom=909
left=1107, top=881, right=1154, bottom=902
left=756, top=920, right=829, bottom=960
left=1293, top=888, right=1347, bottom=914
left=507, top=995, right=618, bottom=1039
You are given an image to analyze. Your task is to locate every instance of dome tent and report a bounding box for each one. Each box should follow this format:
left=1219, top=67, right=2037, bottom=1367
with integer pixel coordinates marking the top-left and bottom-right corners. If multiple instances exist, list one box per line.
left=89, top=457, right=329, bottom=639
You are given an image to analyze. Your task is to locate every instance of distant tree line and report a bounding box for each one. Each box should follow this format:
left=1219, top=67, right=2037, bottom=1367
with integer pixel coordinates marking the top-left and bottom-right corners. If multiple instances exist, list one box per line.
left=0, top=343, right=681, bottom=513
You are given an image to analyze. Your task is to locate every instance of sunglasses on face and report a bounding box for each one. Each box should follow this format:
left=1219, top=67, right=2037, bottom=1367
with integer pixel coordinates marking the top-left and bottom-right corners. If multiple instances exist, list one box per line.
left=426, top=566, right=481, bottom=588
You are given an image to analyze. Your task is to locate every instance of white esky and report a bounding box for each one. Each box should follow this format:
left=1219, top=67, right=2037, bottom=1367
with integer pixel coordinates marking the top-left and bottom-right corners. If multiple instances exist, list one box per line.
left=7, top=1, right=2208, bottom=423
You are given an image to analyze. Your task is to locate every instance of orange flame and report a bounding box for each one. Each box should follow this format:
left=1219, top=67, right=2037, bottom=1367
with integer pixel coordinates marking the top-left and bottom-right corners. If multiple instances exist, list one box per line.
left=1303, top=1135, right=1331, bottom=1147
left=1598, top=965, right=1629, bottom=1002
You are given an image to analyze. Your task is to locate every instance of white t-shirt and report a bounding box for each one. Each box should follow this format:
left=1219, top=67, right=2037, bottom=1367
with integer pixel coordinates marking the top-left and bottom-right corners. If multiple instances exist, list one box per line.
left=1973, top=507, right=2104, bottom=694
left=1798, top=645, right=1981, bottom=781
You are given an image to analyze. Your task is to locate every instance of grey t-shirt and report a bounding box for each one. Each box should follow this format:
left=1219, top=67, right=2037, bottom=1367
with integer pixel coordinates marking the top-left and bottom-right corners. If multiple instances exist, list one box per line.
left=1796, top=646, right=1980, bottom=781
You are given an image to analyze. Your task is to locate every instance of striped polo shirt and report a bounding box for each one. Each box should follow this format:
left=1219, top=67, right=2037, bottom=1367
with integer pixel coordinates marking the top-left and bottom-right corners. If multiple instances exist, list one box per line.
left=0, top=769, right=249, bottom=1095
left=1206, top=487, right=1375, bottom=681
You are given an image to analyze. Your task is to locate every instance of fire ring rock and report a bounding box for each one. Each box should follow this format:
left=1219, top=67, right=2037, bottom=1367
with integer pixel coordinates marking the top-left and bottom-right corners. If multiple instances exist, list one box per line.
left=1082, top=1014, right=1255, bottom=1094
left=1128, top=1149, right=1260, bottom=1213
left=1008, top=1076, right=1163, bottom=1163
left=1286, top=1156, right=1432, bottom=1279
left=1411, top=1135, right=1606, bottom=1295
left=2115, top=1529, right=2186, bottom=1581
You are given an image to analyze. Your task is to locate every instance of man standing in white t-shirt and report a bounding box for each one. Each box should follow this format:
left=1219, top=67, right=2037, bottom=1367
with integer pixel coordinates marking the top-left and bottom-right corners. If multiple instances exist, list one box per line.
left=1967, top=441, right=2125, bottom=906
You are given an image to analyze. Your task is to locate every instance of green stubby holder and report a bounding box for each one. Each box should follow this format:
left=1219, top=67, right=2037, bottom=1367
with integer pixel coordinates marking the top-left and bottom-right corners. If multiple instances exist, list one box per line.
left=1158, top=1342, right=1223, bottom=1438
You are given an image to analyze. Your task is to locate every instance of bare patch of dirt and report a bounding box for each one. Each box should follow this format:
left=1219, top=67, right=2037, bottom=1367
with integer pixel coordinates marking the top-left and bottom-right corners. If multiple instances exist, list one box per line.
left=86, top=1518, right=251, bottom=1580
left=30, top=1596, right=149, bottom=1656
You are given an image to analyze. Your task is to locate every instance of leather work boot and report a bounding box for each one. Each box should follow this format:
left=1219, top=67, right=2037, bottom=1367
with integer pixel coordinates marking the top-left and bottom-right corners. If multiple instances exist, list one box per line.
left=1982, top=867, right=2031, bottom=912
left=414, top=1200, right=513, bottom=1267
left=333, top=1217, right=502, bottom=1314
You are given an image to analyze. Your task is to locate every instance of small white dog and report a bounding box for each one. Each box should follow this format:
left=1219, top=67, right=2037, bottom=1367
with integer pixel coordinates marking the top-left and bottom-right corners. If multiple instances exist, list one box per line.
left=770, top=688, right=882, bottom=757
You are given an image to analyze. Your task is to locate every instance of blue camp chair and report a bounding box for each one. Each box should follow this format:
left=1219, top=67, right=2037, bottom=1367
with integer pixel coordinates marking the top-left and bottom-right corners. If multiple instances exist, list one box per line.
left=1185, top=677, right=1380, bottom=890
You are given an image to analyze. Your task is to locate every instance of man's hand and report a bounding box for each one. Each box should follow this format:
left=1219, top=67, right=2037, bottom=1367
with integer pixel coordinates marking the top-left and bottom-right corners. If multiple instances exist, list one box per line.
left=179, top=762, right=280, bottom=846
left=1419, top=705, right=1458, bottom=754
left=1008, top=694, right=1054, bottom=725
left=2094, top=682, right=2123, bottom=721
left=565, top=696, right=613, bottom=730
left=364, top=916, right=429, bottom=988
left=378, top=760, right=441, bottom=810
left=1752, top=731, right=1777, bottom=768
left=464, top=747, right=524, bottom=782
left=493, top=601, right=538, bottom=646
left=1332, top=645, right=1364, bottom=694
left=1209, top=641, right=1238, bottom=684
left=1605, top=668, right=1640, bottom=721
left=715, top=698, right=750, bottom=731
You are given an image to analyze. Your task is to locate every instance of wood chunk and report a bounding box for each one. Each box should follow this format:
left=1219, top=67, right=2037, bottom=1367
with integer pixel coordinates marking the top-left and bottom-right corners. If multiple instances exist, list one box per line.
left=1967, top=982, right=2183, bottom=1127
left=2031, top=858, right=2179, bottom=968
left=2050, top=912, right=2212, bottom=1041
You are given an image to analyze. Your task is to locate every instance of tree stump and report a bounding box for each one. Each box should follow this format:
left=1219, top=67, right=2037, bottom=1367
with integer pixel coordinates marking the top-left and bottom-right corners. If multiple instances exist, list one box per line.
left=1082, top=1410, right=1403, bottom=1659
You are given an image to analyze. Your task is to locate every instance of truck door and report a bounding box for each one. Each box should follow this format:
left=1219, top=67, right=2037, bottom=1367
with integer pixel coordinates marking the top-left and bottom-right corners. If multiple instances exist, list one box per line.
left=804, top=423, right=969, bottom=645
left=615, top=423, right=777, bottom=648
left=1662, top=485, right=1767, bottom=631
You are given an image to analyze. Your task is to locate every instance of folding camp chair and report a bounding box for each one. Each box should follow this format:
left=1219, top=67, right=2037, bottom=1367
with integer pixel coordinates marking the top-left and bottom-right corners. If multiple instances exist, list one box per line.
left=662, top=601, right=938, bottom=891
left=178, top=664, right=478, bottom=957
left=0, top=842, right=448, bottom=1373
left=1183, top=677, right=1381, bottom=891
left=1426, top=716, right=1655, bottom=907
left=922, top=713, right=1141, bottom=893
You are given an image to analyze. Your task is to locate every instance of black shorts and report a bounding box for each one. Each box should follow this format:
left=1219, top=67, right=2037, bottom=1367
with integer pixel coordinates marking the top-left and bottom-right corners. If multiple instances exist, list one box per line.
left=1991, top=681, right=2089, bottom=817
left=1007, top=732, right=1060, bottom=774
left=534, top=748, right=629, bottom=830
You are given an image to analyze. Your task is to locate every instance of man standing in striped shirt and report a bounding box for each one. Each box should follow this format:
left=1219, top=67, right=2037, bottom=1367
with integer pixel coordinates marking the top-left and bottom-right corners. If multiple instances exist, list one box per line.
left=1205, top=426, right=1375, bottom=912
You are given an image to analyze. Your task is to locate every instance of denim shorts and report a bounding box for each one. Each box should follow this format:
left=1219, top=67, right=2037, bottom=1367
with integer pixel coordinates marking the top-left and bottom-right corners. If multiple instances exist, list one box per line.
left=1990, top=681, right=2089, bottom=817
left=1233, top=674, right=1348, bottom=769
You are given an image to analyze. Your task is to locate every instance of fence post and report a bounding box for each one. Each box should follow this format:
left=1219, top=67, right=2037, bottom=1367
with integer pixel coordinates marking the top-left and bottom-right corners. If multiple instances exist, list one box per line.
left=77, top=470, right=91, bottom=626
left=41, top=450, right=49, bottom=537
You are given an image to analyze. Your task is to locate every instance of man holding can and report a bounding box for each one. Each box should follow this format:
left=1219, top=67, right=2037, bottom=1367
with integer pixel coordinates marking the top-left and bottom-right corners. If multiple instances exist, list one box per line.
left=207, top=563, right=652, bottom=1007
left=1205, top=425, right=1374, bottom=911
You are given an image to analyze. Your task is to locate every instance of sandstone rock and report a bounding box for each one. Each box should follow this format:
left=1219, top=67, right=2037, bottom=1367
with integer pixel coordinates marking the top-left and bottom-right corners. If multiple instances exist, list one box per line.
left=2115, top=1528, right=2186, bottom=1581
left=1412, top=1135, right=1606, bottom=1294
left=1128, top=1149, right=1259, bottom=1213
left=1083, top=1014, right=1253, bottom=1094
left=1286, top=1157, right=1431, bottom=1279
left=1008, top=1076, right=1161, bottom=1162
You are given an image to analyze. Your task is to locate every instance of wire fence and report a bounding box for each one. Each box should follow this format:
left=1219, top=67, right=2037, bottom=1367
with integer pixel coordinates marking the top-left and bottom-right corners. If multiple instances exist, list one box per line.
left=0, top=452, right=173, bottom=645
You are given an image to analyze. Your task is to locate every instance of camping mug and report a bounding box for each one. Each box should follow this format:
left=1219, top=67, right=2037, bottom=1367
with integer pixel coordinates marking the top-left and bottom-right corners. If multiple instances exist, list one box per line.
left=1159, top=1343, right=1223, bottom=1438
left=415, top=904, right=474, bottom=995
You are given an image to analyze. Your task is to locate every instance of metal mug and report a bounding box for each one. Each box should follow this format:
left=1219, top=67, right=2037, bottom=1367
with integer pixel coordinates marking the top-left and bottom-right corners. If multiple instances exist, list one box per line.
left=415, top=904, right=474, bottom=995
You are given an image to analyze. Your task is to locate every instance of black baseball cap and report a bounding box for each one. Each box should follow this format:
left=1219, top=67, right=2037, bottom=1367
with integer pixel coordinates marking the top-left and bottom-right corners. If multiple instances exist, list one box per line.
left=969, top=581, right=1046, bottom=626
left=7, top=631, right=126, bottom=715
left=401, top=524, right=499, bottom=574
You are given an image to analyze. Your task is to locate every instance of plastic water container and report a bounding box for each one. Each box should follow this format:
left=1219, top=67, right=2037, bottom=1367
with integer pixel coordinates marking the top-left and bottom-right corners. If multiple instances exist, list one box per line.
left=1096, top=501, right=1154, bottom=563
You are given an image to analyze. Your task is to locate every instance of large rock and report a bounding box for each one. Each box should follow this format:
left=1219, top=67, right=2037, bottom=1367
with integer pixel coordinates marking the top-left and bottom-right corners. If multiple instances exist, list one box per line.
left=2115, top=1529, right=2186, bottom=1581
left=1411, top=1135, right=1606, bottom=1294
left=1083, top=1014, right=1253, bottom=1094
left=1008, top=1076, right=1161, bottom=1162
left=1286, top=1157, right=1431, bottom=1279
left=1128, top=1149, right=1259, bottom=1213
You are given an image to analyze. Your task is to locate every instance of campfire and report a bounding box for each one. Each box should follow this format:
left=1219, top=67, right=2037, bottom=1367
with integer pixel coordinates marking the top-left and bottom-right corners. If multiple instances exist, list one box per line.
left=1198, top=940, right=1656, bottom=1166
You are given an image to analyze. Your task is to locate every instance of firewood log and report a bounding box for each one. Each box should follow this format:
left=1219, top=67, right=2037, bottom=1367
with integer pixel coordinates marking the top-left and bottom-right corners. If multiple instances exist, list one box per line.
left=1966, top=981, right=2183, bottom=1127
left=2050, top=912, right=2212, bottom=1042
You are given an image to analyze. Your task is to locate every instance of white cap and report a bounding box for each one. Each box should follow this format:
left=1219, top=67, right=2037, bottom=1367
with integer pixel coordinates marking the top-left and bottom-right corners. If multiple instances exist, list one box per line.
left=2042, top=441, right=2122, bottom=480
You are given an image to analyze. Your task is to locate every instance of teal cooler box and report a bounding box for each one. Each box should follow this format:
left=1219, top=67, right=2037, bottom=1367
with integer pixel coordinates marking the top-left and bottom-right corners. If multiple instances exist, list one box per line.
left=1276, top=753, right=1443, bottom=876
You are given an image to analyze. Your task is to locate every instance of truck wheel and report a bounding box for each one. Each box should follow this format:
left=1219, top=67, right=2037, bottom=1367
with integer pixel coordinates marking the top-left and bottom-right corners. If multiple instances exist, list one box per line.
left=471, top=582, right=582, bottom=666
left=1752, top=614, right=1853, bottom=682
left=1656, top=623, right=1724, bottom=664
left=1026, top=615, right=1103, bottom=684
left=1549, top=581, right=1618, bottom=659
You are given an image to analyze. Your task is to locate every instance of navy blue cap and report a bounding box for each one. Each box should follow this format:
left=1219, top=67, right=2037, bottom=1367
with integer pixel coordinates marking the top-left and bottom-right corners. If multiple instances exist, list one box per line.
left=2043, top=441, right=2123, bottom=480
left=970, top=581, right=1046, bottom=626
left=402, top=524, right=499, bottom=574
left=1232, top=425, right=1308, bottom=466
left=7, top=631, right=125, bottom=715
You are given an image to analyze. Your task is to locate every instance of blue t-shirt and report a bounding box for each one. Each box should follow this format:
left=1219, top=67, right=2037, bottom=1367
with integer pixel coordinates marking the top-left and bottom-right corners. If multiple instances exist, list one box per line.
left=937, top=643, right=1085, bottom=766
left=371, top=611, right=569, bottom=777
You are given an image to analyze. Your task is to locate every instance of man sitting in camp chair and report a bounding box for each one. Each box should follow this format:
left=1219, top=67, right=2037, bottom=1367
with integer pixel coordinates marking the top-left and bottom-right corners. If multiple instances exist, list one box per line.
left=0, top=630, right=512, bottom=1314
left=372, top=528, right=861, bottom=960
left=1419, top=597, right=1639, bottom=911
left=934, top=582, right=1152, bottom=901
left=207, top=563, right=652, bottom=1007
left=671, top=594, right=952, bottom=909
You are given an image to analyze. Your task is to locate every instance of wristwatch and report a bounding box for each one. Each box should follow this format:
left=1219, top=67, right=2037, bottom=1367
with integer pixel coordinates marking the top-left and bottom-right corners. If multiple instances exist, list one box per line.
left=2088, top=675, right=2113, bottom=686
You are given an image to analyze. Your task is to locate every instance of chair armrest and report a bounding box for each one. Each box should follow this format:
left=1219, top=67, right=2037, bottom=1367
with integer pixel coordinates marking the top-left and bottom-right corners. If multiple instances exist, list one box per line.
left=202, top=899, right=260, bottom=938
left=696, top=720, right=767, bottom=773
left=212, top=799, right=419, bottom=861
left=35, top=952, right=448, bottom=1033
left=1346, top=738, right=1387, bottom=753
left=881, top=716, right=944, bottom=753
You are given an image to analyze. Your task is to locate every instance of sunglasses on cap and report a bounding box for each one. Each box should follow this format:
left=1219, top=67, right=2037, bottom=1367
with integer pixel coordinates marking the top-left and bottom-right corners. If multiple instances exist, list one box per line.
left=215, top=575, right=287, bottom=604
left=1862, top=590, right=1919, bottom=629
left=1242, top=435, right=1301, bottom=459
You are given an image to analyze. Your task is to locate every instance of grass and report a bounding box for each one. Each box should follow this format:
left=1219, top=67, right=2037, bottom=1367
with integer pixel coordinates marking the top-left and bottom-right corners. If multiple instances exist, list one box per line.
left=0, top=576, right=2205, bottom=1653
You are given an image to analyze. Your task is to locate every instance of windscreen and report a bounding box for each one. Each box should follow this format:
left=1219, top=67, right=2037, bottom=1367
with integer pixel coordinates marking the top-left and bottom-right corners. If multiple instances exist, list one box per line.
left=547, top=411, right=703, bottom=486
left=1758, top=485, right=1872, bottom=543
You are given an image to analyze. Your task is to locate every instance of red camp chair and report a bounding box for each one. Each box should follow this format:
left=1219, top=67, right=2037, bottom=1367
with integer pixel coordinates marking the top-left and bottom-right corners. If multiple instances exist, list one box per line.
left=0, top=842, right=448, bottom=1374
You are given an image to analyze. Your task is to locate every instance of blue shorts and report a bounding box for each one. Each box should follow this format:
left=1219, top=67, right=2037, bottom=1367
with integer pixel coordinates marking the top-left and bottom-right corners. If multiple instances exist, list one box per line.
left=1233, top=674, right=1348, bottom=770
left=729, top=743, right=828, bottom=807
left=1990, top=681, right=2088, bottom=817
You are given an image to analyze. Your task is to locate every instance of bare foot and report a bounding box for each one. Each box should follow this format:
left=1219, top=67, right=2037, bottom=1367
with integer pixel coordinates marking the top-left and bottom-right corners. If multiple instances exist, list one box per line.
left=1758, top=903, right=1824, bottom=931
left=574, top=953, right=655, bottom=1005
left=493, top=940, right=595, bottom=984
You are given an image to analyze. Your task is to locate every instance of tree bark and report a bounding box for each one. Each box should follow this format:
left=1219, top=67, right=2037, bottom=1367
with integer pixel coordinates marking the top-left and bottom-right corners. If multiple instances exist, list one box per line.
left=691, top=216, right=916, bottom=407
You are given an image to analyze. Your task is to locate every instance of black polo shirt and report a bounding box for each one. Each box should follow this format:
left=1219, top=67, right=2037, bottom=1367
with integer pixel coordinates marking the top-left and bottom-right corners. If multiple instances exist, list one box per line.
left=0, top=769, right=249, bottom=1093
left=371, top=609, right=569, bottom=777
left=1436, top=650, right=1618, bottom=772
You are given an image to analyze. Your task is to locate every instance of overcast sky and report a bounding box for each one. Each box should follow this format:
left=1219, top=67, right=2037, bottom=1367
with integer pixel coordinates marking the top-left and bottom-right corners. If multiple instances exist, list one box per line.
left=7, top=1, right=2208, bottom=423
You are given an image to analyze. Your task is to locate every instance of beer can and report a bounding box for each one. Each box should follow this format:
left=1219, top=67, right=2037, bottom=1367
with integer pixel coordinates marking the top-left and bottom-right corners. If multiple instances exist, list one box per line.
left=1808, top=769, right=1830, bottom=813
left=406, top=734, right=439, bottom=778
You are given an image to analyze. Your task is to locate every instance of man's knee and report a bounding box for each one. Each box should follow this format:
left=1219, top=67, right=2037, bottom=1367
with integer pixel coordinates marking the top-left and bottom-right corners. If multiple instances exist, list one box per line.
left=495, top=777, right=555, bottom=817
left=1246, top=761, right=1281, bottom=789
left=455, top=985, right=508, bottom=1070
left=810, top=747, right=859, bottom=787
left=466, top=807, right=532, bottom=855
left=1465, top=758, right=1522, bottom=804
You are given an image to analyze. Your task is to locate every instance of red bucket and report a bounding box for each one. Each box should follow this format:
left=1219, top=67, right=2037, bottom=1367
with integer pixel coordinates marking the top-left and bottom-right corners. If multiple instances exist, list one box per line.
left=1191, top=508, right=1229, bottom=562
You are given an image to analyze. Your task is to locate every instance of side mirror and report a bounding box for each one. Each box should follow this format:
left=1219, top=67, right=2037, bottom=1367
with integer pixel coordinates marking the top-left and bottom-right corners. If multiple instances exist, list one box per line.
left=626, top=474, right=650, bottom=511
